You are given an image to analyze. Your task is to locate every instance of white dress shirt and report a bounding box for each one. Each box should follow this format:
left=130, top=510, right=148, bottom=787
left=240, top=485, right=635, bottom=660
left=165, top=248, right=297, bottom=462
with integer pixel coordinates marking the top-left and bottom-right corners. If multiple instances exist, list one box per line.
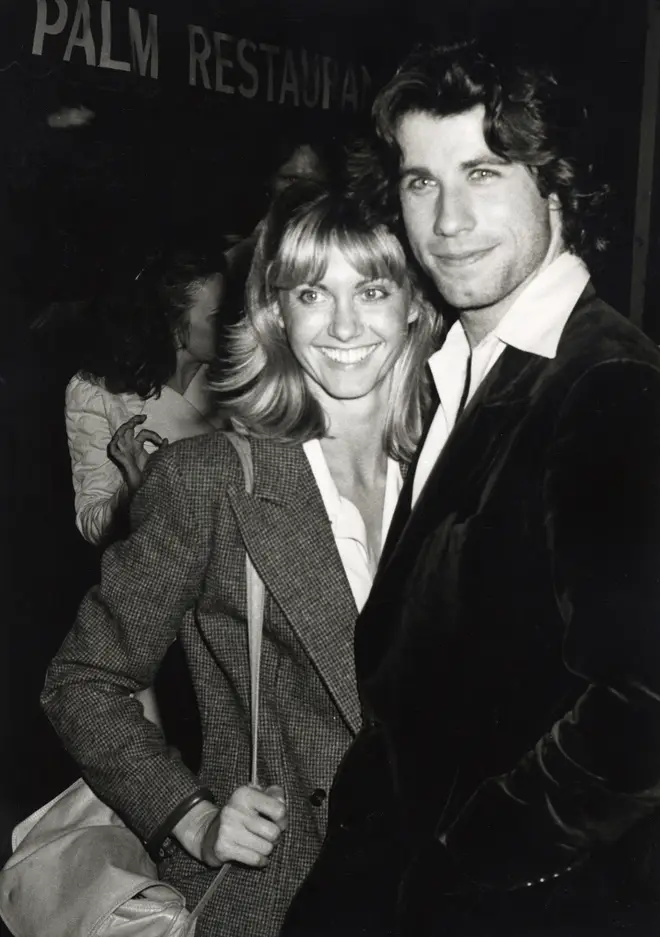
left=303, top=439, right=402, bottom=612
left=412, top=252, right=591, bottom=506
left=66, top=365, right=220, bottom=545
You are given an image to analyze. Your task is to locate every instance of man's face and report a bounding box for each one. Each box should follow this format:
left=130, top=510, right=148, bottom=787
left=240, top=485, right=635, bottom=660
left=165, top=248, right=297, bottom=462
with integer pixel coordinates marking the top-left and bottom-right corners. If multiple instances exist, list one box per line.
left=396, top=106, right=561, bottom=315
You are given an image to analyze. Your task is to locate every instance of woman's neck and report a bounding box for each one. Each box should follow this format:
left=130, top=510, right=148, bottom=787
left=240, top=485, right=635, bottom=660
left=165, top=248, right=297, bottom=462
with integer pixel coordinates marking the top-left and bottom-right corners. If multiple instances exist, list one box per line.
left=166, top=353, right=203, bottom=395
left=320, top=390, right=390, bottom=484
left=318, top=390, right=393, bottom=575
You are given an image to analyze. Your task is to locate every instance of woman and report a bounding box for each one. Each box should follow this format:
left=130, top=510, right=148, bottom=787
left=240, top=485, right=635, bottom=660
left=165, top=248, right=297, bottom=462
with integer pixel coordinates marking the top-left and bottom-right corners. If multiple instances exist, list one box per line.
left=65, top=247, right=226, bottom=546
left=42, top=184, right=440, bottom=937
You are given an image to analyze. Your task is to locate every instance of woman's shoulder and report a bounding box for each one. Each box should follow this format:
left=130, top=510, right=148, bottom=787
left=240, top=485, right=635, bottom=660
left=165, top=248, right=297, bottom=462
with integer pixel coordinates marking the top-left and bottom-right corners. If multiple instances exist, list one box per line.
left=66, top=372, right=97, bottom=397
left=160, top=429, right=248, bottom=475
left=143, top=431, right=251, bottom=509
left=65, top=373, right=109, bottom=413
left=65, top=372, right=141, bottom=414
left=164, top=431, right=301, bottom=488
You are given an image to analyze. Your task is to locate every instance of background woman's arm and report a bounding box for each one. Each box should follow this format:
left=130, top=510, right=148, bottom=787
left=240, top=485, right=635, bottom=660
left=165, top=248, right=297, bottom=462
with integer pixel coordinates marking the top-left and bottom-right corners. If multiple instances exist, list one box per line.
left=64, top=375, right=129, bottom=545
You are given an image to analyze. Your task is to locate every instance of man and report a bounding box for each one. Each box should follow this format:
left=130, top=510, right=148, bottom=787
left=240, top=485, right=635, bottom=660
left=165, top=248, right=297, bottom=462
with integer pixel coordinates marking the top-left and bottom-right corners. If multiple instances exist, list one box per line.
left=282, top=39, right=660, bottom=937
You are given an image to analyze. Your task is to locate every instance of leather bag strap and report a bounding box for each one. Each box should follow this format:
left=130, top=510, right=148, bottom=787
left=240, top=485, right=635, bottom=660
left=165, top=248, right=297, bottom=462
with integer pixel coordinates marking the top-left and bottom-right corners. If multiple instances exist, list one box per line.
left=223, top=432, right=264, bottom=786
left=183, top=432, right=264, bottom=935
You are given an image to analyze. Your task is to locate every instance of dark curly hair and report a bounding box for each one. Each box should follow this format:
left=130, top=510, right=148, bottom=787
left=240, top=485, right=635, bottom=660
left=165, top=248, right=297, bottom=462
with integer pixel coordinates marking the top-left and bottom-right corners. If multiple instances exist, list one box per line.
left=78, top=247, right=226, bottom=399
left=353, top=39, right=608, bottom=263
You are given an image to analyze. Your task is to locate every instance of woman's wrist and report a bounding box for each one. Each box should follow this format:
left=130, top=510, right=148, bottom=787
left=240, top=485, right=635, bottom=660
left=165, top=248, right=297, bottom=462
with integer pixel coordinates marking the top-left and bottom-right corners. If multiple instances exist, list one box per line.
left=173, top=799, right=220, bottom=862
left=146, top=788, right=216, bottom=862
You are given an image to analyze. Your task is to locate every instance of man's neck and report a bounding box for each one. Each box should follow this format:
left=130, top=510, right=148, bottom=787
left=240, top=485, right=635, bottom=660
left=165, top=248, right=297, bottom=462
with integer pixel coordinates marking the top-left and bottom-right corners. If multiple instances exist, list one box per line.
left=459, top=236, right=566, bottom=350
left=460, top=303, right=510, bottom=349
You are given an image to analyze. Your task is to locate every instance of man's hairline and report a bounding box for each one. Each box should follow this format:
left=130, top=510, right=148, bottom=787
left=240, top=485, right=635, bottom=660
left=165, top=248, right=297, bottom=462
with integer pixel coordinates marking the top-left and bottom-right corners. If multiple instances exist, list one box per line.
left=385, top=104, right=559, bottom=199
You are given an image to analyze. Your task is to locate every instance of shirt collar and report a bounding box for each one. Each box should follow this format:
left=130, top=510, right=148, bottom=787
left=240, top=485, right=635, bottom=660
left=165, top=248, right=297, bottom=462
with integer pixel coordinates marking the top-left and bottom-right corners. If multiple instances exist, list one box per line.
left=302, top=438, right=342, bottom=528
left=426, top=251, right=590, bottom=403
left=302, top=438, right=402, bottom=543
left=492, top=251, right=590, bottom=358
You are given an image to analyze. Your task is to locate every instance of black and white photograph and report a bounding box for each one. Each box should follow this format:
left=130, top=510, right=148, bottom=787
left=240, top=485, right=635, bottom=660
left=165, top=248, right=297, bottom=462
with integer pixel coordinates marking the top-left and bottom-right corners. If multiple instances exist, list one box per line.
left=1, top=0, right=660, bottom=935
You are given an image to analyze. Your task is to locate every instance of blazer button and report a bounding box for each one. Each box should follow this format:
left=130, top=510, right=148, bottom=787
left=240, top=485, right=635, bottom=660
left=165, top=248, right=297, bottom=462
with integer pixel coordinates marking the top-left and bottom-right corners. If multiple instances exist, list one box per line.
left=309, top=788, right=327, bottom=807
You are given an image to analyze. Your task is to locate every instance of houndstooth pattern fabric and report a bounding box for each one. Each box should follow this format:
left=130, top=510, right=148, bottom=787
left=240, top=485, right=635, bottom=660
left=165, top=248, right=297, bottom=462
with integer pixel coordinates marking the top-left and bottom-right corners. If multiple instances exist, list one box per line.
left=42, top=432, right=362, bottom=937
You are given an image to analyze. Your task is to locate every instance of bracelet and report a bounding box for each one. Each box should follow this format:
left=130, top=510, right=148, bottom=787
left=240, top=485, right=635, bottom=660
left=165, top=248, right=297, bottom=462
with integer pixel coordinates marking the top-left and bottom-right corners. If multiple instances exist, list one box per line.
left=146, top=788, right=215, bottom=862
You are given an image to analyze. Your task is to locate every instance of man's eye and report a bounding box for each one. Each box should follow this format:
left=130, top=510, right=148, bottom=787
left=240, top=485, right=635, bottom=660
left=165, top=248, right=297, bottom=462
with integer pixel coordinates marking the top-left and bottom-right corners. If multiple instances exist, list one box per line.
left=469, top=168, right=497, bottom=182
left=404, top=176, right=436, bottom=192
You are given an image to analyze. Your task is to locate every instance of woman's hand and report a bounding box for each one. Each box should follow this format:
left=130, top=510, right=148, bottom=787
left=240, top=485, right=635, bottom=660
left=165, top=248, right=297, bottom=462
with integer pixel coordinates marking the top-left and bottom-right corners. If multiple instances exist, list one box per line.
left=108, top=414, right=167, bottom=493
left=174, top=785, right=288, bottom=868
left=203, top=784, right=288, bottom=868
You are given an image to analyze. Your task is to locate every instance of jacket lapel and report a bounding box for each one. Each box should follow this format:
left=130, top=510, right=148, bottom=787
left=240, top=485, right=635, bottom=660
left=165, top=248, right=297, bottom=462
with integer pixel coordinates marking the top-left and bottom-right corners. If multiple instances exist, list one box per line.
left=227, top=438, right=362, bottom=735
left=378, top=383, right=439, bottom=572
left=371, top=346, right=544, bottom=594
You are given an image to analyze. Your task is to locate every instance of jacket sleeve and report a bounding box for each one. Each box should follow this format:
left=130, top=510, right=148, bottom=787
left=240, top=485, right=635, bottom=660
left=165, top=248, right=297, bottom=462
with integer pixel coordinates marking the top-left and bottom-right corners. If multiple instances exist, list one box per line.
left=441, top=359, right=660, bottom=891
left=41, top=444, right=212, bottom=843
left=65, top=376, right=128, bottom=546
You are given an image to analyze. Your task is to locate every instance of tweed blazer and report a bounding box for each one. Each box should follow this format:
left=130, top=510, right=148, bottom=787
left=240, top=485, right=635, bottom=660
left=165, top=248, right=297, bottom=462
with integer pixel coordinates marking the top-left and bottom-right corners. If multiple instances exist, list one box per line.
left=42, top=432, right=362, bottom=937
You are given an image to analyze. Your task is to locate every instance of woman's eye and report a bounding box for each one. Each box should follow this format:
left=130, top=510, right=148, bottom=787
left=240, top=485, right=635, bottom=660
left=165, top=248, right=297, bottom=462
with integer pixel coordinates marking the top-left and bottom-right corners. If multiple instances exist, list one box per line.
left=298, top=289, right=321, bottom=304
left=361, top=286, right=387, bottom=301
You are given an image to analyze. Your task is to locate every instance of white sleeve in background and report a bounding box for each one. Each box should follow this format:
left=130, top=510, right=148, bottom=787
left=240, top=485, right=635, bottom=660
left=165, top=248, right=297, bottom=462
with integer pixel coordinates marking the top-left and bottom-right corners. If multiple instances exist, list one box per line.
left=64, top=375, right=133, bottom=546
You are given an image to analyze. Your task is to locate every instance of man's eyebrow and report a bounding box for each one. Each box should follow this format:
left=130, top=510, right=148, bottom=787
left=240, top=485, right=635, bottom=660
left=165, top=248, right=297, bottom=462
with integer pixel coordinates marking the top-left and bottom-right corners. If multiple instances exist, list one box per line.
left=399, top=165, right=434, bottom=179
left=399, top=154, right=511, bottom=178
left=461, top=154, right=510, bottom=170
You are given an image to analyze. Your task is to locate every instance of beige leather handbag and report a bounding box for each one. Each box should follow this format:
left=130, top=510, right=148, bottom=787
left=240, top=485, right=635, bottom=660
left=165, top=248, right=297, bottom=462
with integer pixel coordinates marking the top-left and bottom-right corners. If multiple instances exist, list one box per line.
left=0, top=434, right=262, bottom=937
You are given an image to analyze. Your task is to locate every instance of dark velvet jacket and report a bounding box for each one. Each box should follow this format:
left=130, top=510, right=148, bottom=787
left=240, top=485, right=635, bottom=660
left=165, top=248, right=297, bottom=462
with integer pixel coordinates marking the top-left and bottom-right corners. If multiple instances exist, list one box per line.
left=327, top=285, right=660, bottom=924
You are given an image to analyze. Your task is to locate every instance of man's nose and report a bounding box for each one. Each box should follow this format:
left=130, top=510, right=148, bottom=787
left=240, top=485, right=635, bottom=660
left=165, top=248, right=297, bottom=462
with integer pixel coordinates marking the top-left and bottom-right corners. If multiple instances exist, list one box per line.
left=433, top=187, right=475, bottom=237
left=328, top=297, right=362, bottom=342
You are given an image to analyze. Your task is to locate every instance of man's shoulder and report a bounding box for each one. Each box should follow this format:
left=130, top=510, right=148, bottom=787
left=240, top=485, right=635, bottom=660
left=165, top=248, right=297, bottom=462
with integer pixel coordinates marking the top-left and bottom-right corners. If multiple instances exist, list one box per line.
left=557, top=288, right=660, bottom=373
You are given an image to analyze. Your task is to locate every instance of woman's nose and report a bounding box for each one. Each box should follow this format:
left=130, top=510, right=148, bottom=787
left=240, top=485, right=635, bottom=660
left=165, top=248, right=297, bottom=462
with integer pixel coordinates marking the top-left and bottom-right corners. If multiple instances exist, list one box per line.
left=327, top=298, right=362, bottom=342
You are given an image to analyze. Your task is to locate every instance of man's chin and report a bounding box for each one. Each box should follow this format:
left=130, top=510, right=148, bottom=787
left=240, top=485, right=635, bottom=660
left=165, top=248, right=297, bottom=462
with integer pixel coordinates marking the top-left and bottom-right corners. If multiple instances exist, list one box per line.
left=433, top=287, right=493, bottom=312
left=426, top=272, right=504, bottom=313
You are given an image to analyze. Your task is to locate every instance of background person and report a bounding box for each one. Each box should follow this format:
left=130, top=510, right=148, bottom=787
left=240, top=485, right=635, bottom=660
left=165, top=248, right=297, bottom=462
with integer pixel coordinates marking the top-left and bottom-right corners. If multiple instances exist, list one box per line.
left=41, top=184, right=440, bottom=937
left=223, top=125, right=346, bottom=325
left=65, top=247, right=227, bottom=547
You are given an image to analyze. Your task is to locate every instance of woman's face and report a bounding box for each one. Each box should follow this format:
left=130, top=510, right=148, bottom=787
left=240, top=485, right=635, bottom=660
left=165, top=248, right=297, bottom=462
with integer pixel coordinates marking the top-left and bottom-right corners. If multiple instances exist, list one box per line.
left=278, top=245, right=417, bottom=407
left=182, top=273, right=225, bottom=363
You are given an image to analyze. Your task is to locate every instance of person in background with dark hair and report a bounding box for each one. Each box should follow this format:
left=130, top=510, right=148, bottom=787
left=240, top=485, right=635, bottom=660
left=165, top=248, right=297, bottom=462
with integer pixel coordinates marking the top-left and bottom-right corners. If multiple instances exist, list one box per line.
left=282, top=40, right=660, bottom=937
left=63, top=247, right=227, bottom=740
left=223, top=125, right=343, bottom=325
left=65, top=247, right=226, bottom=547
left=267, top=134, right=331, bottom=198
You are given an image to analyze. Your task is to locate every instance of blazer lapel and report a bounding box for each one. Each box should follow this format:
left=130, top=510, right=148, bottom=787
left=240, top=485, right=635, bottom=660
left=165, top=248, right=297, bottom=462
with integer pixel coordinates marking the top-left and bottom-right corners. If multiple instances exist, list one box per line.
left=378, top=388, right=439, bottom=572
left=227, top=438, right=362, bottom=735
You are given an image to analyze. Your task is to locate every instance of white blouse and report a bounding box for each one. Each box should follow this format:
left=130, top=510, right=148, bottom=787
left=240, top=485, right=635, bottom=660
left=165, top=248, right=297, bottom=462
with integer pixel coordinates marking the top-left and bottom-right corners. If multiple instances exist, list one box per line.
left=65, top=366, right=219, bottom=545
left=302, top=439, right=403, bottom=612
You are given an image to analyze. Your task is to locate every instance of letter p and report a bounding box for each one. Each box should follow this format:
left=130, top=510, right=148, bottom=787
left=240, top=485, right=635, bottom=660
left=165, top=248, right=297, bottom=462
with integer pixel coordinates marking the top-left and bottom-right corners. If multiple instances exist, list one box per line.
left=33, top=0, right=69, bottom=57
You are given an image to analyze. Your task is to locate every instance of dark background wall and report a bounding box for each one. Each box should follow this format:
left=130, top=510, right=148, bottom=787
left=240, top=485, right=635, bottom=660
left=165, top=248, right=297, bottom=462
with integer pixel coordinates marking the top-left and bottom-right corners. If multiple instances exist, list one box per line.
left=0, top=0, right=647, bottom=309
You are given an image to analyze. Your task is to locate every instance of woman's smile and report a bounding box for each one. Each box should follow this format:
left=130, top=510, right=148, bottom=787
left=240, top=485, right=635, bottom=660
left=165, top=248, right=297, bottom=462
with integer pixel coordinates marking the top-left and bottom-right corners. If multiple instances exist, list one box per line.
left=315, top=343, right=382, bottom=365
